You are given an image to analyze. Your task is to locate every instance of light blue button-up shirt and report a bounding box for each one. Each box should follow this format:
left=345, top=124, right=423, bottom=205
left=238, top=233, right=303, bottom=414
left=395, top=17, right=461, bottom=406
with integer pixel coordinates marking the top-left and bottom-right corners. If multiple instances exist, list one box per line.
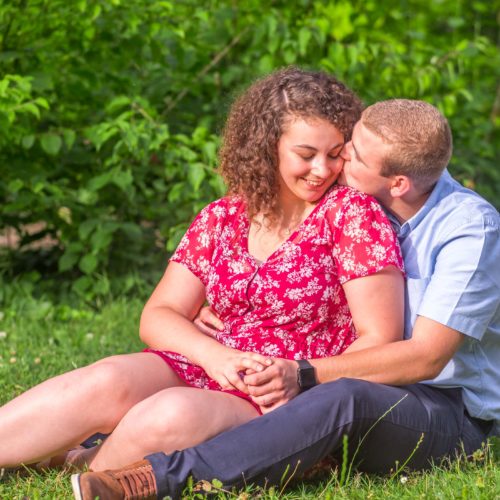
left=387, top=170, right=500, bottom=433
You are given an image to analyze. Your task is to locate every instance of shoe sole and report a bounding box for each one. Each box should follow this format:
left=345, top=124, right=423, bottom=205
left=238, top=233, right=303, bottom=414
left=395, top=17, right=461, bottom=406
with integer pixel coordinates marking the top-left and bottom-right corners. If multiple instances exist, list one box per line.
left=71, top=474, right=83, bottom=500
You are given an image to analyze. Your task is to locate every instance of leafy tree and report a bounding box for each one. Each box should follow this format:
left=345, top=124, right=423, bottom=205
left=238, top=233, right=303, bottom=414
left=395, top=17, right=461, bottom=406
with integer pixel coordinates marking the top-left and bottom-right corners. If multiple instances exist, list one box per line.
left=0, top=0, right=498, bottom=301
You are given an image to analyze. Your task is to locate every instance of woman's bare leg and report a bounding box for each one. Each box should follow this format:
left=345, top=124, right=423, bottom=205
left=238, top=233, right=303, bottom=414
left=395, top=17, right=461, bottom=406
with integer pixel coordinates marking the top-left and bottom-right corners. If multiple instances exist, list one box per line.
left=0, top=352, right=185, bottom=467
left=87, top=387, right=260, bottom=470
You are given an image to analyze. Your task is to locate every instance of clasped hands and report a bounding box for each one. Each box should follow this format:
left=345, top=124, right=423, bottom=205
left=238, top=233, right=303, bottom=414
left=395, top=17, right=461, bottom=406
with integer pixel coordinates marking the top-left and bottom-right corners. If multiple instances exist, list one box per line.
left=195, top=307, right=300, bottom=413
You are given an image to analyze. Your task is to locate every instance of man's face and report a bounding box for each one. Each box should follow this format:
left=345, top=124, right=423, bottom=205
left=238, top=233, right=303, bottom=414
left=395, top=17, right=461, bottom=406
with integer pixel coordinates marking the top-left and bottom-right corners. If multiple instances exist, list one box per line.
left=338, top=121, right=394, bottom=206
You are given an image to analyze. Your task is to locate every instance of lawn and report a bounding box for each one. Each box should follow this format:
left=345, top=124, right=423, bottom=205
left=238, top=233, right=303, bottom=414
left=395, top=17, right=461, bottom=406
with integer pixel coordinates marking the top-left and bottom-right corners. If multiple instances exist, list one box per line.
left=0, top=297, right=498, bottom=499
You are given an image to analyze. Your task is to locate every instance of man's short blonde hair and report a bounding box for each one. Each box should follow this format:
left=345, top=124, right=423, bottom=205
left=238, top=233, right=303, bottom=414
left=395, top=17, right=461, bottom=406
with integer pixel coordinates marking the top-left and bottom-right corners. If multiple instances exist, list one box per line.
left=362, top=99, right=452, bottom=191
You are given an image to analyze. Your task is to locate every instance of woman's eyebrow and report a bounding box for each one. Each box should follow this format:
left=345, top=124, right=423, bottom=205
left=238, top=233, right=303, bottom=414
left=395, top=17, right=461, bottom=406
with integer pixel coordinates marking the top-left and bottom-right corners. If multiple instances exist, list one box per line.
left=293, top=142, right=344, bottom=150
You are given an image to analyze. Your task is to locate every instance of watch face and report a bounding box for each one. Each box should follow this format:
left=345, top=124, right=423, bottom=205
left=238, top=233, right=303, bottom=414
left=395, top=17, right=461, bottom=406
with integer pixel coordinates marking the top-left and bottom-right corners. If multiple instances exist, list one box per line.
left=297, top=361, right=316, bottom=390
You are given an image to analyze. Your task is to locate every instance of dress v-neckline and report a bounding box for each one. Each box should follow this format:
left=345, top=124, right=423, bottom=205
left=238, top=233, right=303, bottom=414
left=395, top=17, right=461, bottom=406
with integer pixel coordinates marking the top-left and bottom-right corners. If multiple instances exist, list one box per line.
left=243, top=186, right=334, bottom=266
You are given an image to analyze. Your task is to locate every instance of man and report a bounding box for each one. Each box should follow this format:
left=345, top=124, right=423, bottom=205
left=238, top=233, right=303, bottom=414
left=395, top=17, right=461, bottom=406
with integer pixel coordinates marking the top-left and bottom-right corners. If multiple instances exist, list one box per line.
left=71, top=100, right=499, bottom=500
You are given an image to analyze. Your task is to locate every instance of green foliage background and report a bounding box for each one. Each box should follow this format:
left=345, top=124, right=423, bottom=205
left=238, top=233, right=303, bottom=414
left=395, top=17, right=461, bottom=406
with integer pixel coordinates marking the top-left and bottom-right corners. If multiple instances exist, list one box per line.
left=1, top=0, right=499, bottom=302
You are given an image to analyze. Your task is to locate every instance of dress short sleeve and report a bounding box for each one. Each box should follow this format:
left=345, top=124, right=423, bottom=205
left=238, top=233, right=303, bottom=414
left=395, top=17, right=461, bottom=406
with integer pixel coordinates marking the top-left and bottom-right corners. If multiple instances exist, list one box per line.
left=332, top=189, right=404, bottom=283
left=170, top=198, right=230, bottom=286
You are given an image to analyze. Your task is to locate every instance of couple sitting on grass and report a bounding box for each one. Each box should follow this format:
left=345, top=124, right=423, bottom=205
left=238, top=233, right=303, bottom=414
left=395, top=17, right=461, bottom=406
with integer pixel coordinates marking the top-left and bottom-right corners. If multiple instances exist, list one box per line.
left=0, top=67, right=498, bottom=500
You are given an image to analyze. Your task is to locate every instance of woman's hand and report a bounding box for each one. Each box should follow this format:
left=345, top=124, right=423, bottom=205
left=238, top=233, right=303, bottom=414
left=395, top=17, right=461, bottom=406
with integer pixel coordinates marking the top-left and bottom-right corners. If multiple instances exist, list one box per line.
left=243, top=358, right=300, bottom=412
left=194, top=306, right=224, bottom=338
left=202, top=345, right=273, bottom=394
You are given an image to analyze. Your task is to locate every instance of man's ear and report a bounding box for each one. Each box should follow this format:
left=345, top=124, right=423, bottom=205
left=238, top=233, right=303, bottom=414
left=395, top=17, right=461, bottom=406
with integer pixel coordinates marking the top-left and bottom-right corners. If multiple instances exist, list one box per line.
left=389, top=175, right=411, bottom=198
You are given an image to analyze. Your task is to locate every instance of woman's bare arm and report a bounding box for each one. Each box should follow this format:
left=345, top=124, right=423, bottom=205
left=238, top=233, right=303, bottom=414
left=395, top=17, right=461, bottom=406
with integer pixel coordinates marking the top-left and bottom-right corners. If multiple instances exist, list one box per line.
left=140, top=261, right=271, bottom=392
left=339, top=265, right=404, bottom=353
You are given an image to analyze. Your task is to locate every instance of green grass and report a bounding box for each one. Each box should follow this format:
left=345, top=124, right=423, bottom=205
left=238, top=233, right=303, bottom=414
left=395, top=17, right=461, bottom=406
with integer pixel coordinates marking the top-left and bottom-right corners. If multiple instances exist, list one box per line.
left=0, top=297, right=498, bottom=499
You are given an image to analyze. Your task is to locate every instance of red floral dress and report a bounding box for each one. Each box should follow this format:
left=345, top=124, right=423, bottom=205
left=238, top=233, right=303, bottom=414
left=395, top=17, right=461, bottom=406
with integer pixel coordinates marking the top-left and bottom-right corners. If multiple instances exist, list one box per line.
left=148, top=185, right=404, bottom=400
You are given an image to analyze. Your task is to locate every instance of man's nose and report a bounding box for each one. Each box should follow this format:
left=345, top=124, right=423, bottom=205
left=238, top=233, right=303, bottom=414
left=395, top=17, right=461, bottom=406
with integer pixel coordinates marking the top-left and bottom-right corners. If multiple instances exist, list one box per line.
left=341, top=142, right=352, bottom=161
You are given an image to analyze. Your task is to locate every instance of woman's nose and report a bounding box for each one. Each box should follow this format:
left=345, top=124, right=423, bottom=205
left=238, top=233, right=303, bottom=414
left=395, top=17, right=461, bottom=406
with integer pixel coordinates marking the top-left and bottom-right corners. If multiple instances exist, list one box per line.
left=311, top=157, right=331, bottom=177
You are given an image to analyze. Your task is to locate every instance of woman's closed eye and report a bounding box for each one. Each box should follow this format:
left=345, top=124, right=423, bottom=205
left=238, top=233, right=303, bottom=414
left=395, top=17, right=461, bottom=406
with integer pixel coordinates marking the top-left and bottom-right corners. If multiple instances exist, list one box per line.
left=327, top=152, right=342, bottom=160
left=298, top=154, right=315, bottom=161
left=299, top=151, right=342, bottom=161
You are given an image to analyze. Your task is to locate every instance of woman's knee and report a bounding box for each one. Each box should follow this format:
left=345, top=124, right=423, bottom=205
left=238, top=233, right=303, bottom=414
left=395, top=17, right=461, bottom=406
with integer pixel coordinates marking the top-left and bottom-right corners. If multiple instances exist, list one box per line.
left=134, top=389, right=193, bottom=429
left=68, top=357, right=140, bottom=415
left=118, top=390, right=199, bottom=449
left=81, top=357, right=131, bottom=394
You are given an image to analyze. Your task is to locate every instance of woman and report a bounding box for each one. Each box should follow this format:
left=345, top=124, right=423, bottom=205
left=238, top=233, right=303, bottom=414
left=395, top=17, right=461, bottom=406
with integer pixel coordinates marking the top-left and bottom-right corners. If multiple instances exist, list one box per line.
left=0, top=68, right=404, bottom=472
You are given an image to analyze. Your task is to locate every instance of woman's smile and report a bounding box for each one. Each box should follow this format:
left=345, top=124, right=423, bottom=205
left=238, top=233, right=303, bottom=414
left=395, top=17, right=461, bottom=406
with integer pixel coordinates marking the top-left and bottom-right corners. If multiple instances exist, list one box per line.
left=277, top=117, right=345, bottom=206
left=301, top=177, right=326, bottom=187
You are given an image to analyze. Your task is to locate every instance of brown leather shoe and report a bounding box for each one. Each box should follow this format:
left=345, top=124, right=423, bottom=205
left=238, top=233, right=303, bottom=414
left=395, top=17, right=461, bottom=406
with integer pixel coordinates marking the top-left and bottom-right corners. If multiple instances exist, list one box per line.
left=71, top=460, right=157, bottom=500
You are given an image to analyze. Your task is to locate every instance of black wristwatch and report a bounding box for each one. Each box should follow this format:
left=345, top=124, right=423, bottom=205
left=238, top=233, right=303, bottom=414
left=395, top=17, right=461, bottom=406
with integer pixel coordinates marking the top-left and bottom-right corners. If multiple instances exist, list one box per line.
left=296, top=359, right=317, bottom=392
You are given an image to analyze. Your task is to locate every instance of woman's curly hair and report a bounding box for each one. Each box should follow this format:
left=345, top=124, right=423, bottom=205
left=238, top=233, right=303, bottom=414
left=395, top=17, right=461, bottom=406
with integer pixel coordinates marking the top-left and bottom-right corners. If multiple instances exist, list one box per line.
left=219, top=67, right=363, bottom=221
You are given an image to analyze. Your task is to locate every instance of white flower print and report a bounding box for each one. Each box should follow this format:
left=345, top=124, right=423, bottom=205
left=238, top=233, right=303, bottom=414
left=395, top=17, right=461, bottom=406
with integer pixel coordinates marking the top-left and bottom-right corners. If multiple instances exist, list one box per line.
left=166, top=188, right=403, bottom=392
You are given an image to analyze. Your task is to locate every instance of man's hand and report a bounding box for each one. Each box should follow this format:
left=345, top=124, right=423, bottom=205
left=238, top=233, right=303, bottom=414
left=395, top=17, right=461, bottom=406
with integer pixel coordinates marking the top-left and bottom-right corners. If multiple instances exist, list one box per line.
left=194, top=306, right=224, bottom=337
left=202, top=346, right=273, bottom=394
left=244, top=358, right=300, bottom=413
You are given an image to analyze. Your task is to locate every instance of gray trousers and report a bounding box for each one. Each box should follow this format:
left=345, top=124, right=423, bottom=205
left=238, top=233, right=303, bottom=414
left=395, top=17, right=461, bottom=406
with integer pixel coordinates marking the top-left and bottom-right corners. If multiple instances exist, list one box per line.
left=146, top=379, right=490, bottom=499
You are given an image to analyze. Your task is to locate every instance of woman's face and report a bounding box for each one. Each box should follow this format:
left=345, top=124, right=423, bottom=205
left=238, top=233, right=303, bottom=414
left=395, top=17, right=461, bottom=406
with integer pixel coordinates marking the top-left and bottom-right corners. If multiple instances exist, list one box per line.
left=277, top=117, right=345, bottom=207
